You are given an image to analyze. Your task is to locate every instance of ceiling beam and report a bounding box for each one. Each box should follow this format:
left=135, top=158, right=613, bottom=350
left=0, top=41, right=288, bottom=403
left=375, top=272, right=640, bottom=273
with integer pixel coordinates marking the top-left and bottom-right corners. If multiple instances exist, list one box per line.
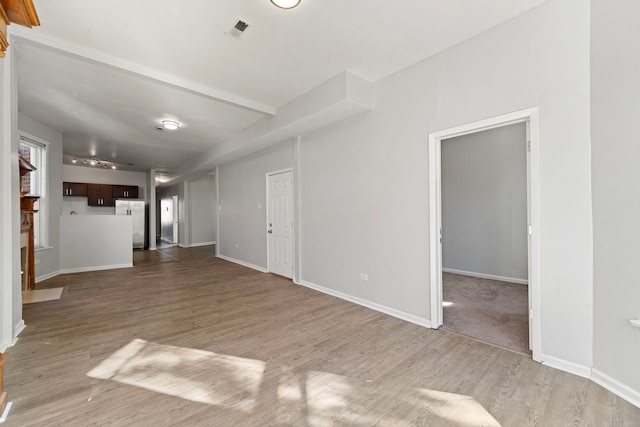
left=164, top=71, right=374, bottom=186
left=9, top=26, right=276, bottom=115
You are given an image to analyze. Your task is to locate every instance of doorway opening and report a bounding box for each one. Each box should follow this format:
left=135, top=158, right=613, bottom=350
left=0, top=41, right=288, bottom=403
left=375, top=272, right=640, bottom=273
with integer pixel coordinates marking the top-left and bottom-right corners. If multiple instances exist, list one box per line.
left=428, top=108, right=541, bottom=361
left=266, top=169, right=294, bottom=279
left=172, top=195, right=179, bottom=245
left=159, top=196, right=178, bottom=248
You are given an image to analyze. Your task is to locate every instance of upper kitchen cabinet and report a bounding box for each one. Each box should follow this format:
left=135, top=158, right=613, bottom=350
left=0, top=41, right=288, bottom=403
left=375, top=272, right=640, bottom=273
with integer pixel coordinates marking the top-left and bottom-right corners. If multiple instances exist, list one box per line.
left=112, top=185, right=138, bottom=199
left=63, top=182, right=88, bottom=197
left=87, top=184, right=114, bottom=207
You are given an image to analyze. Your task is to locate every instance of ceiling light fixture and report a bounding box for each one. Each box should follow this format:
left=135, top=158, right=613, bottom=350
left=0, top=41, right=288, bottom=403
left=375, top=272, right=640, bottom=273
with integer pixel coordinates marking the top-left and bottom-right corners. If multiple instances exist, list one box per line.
left=270, top=0, right=301, bottom=10
left=162, top=120, right=180, bottom=130
left=71, top=156, right=118, bottom=170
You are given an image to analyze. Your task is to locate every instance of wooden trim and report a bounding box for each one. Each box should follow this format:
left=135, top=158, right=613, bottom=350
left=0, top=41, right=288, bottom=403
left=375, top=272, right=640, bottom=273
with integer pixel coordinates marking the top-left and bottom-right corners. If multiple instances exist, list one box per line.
left=0, top=352, right=8, bottom=416
left=0, top=0, right=40, bottom=28
left=0, top=3, right=8, bottom=59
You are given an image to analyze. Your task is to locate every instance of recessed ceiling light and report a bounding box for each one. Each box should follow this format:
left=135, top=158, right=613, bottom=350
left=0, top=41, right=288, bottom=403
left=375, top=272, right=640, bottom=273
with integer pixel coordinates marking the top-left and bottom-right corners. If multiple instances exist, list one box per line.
left=270, top=0, right=301, bottom=10
left=162, top=120, right=180, bottom=130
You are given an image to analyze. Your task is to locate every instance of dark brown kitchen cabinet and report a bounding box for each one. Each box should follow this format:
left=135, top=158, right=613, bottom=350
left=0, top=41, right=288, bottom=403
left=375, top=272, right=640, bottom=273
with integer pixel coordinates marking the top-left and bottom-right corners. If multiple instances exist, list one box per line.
left=87, top=184, right=114, bottom=206
left=63, top=182, right=88, bottom=197
left=112, top=185, right=138, bottom=199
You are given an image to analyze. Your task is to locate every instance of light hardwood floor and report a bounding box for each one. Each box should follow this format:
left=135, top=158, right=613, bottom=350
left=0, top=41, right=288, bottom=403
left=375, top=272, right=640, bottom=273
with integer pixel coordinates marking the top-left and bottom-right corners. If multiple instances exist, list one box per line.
left=4, top=246, right=640, bottom=426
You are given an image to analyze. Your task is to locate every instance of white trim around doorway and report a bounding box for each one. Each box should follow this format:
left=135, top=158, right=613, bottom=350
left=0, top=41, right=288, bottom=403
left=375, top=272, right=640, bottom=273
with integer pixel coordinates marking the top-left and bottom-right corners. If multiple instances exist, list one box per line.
left=428, top=107, right=541, bottom=362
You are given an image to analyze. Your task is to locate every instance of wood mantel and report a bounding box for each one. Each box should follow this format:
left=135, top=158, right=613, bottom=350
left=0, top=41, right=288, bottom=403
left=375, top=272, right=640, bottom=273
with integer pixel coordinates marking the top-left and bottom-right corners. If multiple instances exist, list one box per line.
left=19, top=156, right=38, bottom=291
left=0, top=0, right=40, bottom=58
left=0, top=352, right=7, bottom=416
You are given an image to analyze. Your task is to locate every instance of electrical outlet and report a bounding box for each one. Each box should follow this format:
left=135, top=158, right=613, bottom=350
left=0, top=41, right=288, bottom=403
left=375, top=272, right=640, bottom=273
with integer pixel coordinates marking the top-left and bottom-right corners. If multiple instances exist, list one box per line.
left=360, top=273, right=368, bottom=281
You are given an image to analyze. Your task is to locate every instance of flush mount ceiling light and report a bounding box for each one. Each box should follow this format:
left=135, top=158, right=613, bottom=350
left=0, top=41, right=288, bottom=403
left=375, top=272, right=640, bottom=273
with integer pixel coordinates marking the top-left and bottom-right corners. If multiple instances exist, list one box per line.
left=270, top=0, right=301, bottom=10
left=162, top=120, right=180, bottom=130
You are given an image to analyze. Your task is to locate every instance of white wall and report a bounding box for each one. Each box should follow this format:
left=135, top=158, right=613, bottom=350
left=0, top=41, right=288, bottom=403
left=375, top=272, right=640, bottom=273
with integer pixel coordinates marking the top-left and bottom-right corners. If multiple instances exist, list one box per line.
left=300, top=0, right=592, bottom=368
left=442, top=123, right=528, bottom=282
left=18, top=112, right=64, bottom=282
left=591, top=0, right=640, bottom=403
left=62, top=165, right=148, bottom=215
left=218, top=142, right=294, bottom=268
left=188, top=175, right=217, bottom=246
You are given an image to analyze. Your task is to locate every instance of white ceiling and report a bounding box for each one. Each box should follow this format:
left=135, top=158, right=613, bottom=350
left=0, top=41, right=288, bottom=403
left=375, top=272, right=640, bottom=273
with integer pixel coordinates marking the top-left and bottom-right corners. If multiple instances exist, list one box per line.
left=13, top=0, right=549, bottom=178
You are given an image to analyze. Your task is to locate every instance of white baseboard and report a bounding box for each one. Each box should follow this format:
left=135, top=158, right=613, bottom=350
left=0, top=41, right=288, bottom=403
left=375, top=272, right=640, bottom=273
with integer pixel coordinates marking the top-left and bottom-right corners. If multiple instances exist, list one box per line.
left=36, top=270, right=60, bottom=283
left=592, top=369, right=640, bottom=409
left=14, top=319, right=25, bottom=338
left=160, top=238, right=174, bottom=244
left=190, top=241, right=216, bottom=248
left=216, top=255, right=268, bottom=273
left=443, top=268, right=528, bottom=285
left=541, top=354, right=592, bottom=379
left=59, top=263, right=133, bottom=274
left=176, top=242, right=215, bottom=248
left=300, top=280, right=432, bottom=329
left=0, top=322, right=25, bottom=352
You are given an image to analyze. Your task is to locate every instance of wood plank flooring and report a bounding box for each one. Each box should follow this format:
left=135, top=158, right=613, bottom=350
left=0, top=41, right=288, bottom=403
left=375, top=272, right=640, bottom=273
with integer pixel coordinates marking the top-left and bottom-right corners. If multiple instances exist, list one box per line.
left=4, top=245, right=640, bottom=426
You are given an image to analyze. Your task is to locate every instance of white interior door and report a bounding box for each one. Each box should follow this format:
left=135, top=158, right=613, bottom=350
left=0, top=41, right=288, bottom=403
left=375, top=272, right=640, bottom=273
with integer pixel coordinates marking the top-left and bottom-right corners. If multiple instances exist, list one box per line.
left=268, top=170, right=294, bottom=278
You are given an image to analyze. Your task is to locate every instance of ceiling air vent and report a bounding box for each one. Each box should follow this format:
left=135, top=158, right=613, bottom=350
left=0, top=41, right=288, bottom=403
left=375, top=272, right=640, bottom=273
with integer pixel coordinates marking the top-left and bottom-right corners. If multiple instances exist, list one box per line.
left=229, top=18, right=252, bottom=38
left=234, top=20, right=250, bottom=32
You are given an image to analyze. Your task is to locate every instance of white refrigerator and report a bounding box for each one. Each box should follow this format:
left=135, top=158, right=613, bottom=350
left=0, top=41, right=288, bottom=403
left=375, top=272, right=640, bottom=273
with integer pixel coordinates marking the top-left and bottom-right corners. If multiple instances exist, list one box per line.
left=115, top=200, right=146, bottom=249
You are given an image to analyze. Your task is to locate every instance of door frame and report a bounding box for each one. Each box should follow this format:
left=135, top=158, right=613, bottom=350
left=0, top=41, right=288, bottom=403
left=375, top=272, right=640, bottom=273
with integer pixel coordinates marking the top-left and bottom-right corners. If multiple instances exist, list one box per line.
left=428, top=107, right=541, bottom=362
left=266, top=168, right=294, bottom=279
left=172, top=195, right=179, bottom=245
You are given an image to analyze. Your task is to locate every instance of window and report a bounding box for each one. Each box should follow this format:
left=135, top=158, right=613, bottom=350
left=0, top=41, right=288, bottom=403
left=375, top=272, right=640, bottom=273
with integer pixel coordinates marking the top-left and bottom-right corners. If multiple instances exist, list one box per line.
left=19, top=134, right=48, bottom=248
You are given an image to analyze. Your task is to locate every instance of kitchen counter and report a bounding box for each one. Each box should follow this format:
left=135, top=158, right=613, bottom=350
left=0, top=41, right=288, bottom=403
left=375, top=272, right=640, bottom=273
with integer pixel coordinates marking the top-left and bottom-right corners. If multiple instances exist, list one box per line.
left=59, top=215, right=133, bottom=273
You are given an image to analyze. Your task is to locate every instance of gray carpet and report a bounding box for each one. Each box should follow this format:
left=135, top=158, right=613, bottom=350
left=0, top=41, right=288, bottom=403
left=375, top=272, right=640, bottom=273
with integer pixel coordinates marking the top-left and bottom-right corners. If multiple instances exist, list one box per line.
left=442, top=272, right=530, bottom=354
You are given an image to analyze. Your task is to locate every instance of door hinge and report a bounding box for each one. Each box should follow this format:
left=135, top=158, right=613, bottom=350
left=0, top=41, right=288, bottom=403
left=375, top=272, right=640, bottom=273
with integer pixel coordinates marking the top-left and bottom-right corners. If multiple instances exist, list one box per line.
left=528, top=225, right=532, bottom=236
left=527, top=140, right=532, bottom=152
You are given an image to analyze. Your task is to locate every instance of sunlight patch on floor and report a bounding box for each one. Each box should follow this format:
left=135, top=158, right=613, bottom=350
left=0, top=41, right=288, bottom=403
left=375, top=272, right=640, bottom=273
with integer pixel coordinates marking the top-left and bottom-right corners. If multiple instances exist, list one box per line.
left=411, top=388, right=501, bottom=426
left=303, top=371, right=500, bottom=426
left=87, top=339, right=264, bottom=411
left=22, top=288, right=63, bottom=304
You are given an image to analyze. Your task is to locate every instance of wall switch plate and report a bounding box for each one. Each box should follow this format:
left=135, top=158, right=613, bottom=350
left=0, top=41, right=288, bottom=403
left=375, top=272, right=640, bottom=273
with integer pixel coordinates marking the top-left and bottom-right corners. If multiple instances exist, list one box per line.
left=360, top=273, right=368, bottom=281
